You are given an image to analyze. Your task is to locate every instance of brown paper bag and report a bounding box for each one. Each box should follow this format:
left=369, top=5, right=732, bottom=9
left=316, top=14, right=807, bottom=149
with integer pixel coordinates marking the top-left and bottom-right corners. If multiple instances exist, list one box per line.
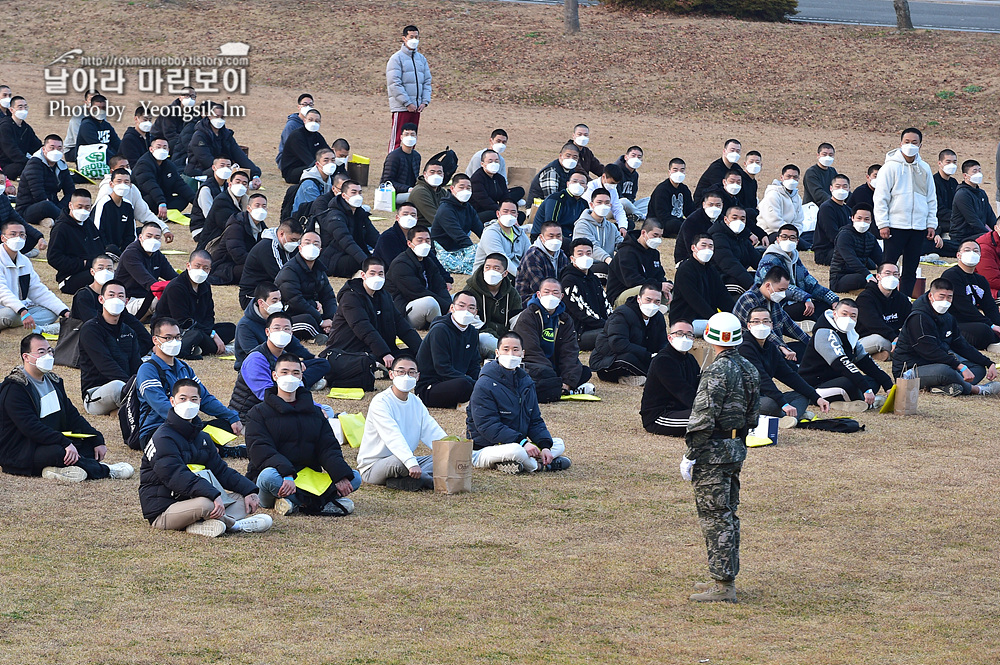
left=894, top=366, right=920, bottom=415
left=433, top=438, right=473, bottom=494
left=505, top=166, right=536, bottom=193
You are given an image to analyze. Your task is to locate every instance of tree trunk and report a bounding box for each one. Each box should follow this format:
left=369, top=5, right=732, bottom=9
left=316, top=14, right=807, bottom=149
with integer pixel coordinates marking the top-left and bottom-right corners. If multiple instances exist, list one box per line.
left=565, top=0, right=580, bottom=35
left=893, top=0, right=914, bottom=30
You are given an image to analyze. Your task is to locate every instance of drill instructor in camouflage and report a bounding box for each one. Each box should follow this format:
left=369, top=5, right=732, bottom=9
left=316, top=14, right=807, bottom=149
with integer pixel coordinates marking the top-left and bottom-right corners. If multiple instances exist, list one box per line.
left=681, top=312, right=760, bottom=603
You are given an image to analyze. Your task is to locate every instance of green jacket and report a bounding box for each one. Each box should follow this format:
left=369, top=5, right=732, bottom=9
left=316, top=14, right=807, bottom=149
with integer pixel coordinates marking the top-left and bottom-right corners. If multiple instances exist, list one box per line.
left=685, top=348, right=760, bottom=465
left=465, top=266, right=522, bottom=340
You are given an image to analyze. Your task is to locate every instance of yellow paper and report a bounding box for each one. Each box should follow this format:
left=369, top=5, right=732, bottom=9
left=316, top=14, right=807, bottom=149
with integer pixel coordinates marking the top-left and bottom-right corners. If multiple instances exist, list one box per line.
left=746, top=435, right=774, bottom=448
left=338, top=412, right=366, bottom=448
left=203, top=425, right=237, bottom=446
left=61, top=432, right=95, bottom=438
left=70, top=168, right=97, bottom=184
left=294, top=467, right=333, bottom=496
left=42, top=333, right=59, bottom=341
left=166, top=209, right=190, bottom=225
left=327, top=387, right=365, bottom=400
left=879, top=384, right=897, bottom=414
left=217, top=355, right=237, bottom=361
left=160, top=249, right=187, bottom=255
left=187, top=463, right=206, bottom=472
left=370, top=216, right=388, bottom=222
left=560, top=393, right=602, bottom=402
left=348, top=154, right=370, bottom=165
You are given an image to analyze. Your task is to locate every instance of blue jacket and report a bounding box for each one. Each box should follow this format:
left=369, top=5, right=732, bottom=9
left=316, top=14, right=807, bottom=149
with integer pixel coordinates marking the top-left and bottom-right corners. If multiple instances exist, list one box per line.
left=532, top=189, right=589, bottom=239
left=234, top=299, right=315, bottom=369
left=275, top=113, right=303, bottom=166
left=754, top=245, right=838, bottom=305
left=136, top=354, right=238, bottom=442
left=431, top=191, right=483, bottom=252
left=466, top=359, right=552, bottom=450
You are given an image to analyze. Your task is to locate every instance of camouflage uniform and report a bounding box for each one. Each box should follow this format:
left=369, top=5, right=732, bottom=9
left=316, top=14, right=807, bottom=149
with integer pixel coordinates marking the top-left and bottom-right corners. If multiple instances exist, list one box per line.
left=685, top=347, right=760, bottom=582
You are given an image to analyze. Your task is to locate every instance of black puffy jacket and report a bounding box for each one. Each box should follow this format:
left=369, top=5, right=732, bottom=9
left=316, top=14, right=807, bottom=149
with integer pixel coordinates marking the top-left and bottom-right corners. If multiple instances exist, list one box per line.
left=590, top=297, right=667, bottom=374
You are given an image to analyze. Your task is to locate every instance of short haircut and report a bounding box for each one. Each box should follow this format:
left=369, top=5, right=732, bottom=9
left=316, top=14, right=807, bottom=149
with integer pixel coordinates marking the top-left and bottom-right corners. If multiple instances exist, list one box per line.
left=724, top=138, right=741, bottom=149
left=539, top=220, right=562, bottom=235
left=626, top=145, right=642, bottom=154
left=188, top=249, right=212, bottom=263
left=315, top=147, right=334, bottom=161
left=777, top=224, right=799, bottom=236
left=20, top=333, right=45, bottom=357
left=746, top=150, right=762, bottom=159
left=641, top=218, right=663, bottom=233
left=209, top=102, right=225, bottom=114
left=748, top=306, right=771, bottom=319
left=172, top=378, right=200, bottom=395
left=929, top=278, right=952, bottom=292
left=397, top=202, right=418, bottom=214
left=560, top=142, right=579, bottom=154
left=100, top=279, right=126, bottom=296
left=481, top=149, right=498, bottom=161
left=403, top=24, right=419, bottom=35
left=762, top=265, right=790, bottom=284
left=71, top=188, right=92, bottom=200
left=725, top=205, right=746, bottom=217
left=571, top=238, right=593, bottom=250
left=498, top=330, right=522, bottom=347
left=91, top=253, right=114, bottom=267
left=90, top=94, right=108, bottom=106
left=867, top=164, right=881, bottom=176
left=332, top=138, right=350, bottom=151
left=274, top=353, right=301, bottom=369
left=573, top=123, right=589, bottom=132
left=108, top=155, right=129, bottom=169
left=538, top=277, right=561, bottom=291
left=248, top=193, right=267, bottom=204
left=452, top=289, right=479, bottom=304
left=817, top=142, right=835, bottom=153
left=962, top=159, right=980, bottom=174
left=668, top=158, right=685, bottom=168
left=278, top=219, right=303, bottom=235
left=485, top=252, right=509, bottom=268
left=491, top=129, right=508, bottom=139
left=638, top=282, right=661, bottom=298
left=832, top=174, right=850, bottom=185
left=265, top=312, right=292, bottom=328
left=141, top=221, right=162, bottom=234
left=702, top=189, right=724, bottom=202
left=938, top=149, right=956, bottom=160
left=43, top=134, right=62, bottom=144
left=691, top=233, right=712, bottom=245
left=400, top=123, right=418, bottom=133
left=591, top=187, right=611, bottom=200
left=835, top=298, right=858, bottom=310
left=852, top=202, right=874, bottom=216
left=406, top=224, right=430, bottom=241
left=877, top=262, right=898, bottom=273
left=152, top=317, right=180, bottom=336
left=0, top=220, right=23, bottom=235
left=723, top=168, right=742, bottom=181
left=134, top=105, right=149, bottom=118
left=781, top=164, right=800, bottom=176
left=110, top=168, right=130, bottom=181
left=603, top=163, right=624, bottom=182
left=361, top=256, right=385, bottom=272
left=341, top=178, right=360, bottom=190
left=901, top=127, right=922, bottom=142
left=304, top=108, right=321, bottom=119
left=254, top=282, right=279, bottom=301
left=391, top=354, right=417, bottom=370
left=452, top=173, right=471, bottom=186
left=297, top=93, right=314, bottom=104
left=424, top=159, right=444, bottom=172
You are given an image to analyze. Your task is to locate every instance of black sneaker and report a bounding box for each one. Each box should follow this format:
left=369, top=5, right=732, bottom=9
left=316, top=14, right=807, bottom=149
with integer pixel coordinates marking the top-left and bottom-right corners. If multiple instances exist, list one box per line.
left=386, top=476, right=425, bottom=492
left=929, top=383, right=964, bottom=397
left=218, top=444, right=248, bottom=459
left=541, top=456, right=572, bottom=472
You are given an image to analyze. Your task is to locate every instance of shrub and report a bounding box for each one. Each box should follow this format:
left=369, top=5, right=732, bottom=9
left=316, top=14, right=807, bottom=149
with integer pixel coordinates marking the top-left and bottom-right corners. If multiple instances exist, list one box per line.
left=601, top=0, right=798, bottom=22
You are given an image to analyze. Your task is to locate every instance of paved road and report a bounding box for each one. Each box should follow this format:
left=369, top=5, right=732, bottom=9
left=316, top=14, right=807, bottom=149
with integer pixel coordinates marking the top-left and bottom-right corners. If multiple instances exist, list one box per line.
left=791, top=0, right=1000, bottom=33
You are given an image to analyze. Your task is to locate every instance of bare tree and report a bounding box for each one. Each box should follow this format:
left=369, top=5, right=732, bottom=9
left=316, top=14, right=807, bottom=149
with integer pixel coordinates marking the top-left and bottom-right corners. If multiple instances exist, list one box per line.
left=893, top=0, right=914, bottom=30
left=565, top=0, right=580, bottom=34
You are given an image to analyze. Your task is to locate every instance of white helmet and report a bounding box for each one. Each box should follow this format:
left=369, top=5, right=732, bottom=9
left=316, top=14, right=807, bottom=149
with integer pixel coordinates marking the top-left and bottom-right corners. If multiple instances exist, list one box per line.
left=705, top=312, right=743, bottom=347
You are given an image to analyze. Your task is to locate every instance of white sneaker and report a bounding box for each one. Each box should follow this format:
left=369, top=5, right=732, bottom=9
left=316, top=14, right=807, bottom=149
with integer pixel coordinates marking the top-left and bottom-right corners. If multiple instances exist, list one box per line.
left=987, top=343, right=1000, bottom=354
left=778, top=416, right=798, bottom=429
left=274, top=498, right=298, bottom=516
left=42, top=465, right=87, bottom=482
left=799, top=320, right=815, bottom=334
left=39, top=323, right=61, bottom=336
left=830, top=400, right=869, bottom=413
left=576, top=382, right=596, bottom=395
left=25, top=248, right=40, bottom=259
left=618, top=375, right=646, bottom=387
left=872, top=394, right=887, bottom=409
left=103, top=462, right=135, bottom=479
left=185, top=519, right=226, bottom=537
left=231, top=514, right=273, bottom=533
left=320, top=498, right=355, bottom=516
left=309, top=378, right=327, bottom=391
left=978, top=381, right=1000, bottom=396
left=224, top=343, right=235, bottom=356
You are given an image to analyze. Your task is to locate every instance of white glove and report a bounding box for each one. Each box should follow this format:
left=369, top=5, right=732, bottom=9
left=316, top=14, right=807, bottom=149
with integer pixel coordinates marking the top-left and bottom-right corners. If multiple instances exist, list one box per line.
left=680, top=456, right=695, bottom=482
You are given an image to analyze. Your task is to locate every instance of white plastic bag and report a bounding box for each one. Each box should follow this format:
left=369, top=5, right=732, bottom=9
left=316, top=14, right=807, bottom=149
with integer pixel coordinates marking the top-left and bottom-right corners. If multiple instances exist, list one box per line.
left=374, top=181, right=396, bottom=212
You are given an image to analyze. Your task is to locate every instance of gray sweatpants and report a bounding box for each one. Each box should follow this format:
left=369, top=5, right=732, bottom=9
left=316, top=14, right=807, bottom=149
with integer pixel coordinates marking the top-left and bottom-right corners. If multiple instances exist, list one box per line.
left=361, top=454, right=434, bottom=488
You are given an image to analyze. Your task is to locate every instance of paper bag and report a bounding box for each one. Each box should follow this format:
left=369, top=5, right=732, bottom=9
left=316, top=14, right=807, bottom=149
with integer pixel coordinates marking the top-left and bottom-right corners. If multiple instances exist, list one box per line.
left=506, top=166, right=536, bottom=193
left=374, top=181, right=396, bottom=212
left=750, top=415, right=779, bottom=446
left=432, top=438, right=473, bottom=495
left=894, top=366, right=920, bottom=415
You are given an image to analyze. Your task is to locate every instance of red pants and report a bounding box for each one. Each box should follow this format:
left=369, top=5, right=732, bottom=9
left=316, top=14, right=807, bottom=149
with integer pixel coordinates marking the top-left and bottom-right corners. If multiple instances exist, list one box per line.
left=388, top=110, right=421, bottom=153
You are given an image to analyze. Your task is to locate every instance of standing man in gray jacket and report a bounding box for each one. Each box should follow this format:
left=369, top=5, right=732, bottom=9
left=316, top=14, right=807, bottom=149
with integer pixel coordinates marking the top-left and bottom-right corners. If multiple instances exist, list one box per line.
left=386, top=25, right=432, bottom=153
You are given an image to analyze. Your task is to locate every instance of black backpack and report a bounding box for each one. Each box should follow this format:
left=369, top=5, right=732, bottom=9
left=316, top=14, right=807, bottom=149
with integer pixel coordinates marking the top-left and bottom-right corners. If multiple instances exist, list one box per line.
left=118, top=361, right=170, bottom=450
left=319, top=348, right=377, bottom=392
left=797, top=417, right=864, bottom=433
left=427, top=147, right=459, bottom=185
left=280, top=178, right=324, bottom=222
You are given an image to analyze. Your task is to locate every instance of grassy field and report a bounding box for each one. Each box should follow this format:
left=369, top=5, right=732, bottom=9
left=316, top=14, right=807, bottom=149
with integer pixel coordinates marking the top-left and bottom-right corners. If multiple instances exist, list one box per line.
left=2, top=1, right=1000, bottom=663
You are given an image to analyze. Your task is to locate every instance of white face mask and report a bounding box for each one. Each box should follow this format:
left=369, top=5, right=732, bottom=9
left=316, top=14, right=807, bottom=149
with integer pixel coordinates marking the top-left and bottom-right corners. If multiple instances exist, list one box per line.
left=853, top=222, right=871, bottom=234
left=96, top=110, right=108, bottom=123
left=103, top=297, right=126, bottom=316
left=189, top=268, right=209, bottom=284
left=173, top=400, right=200, bottom=420
left=669, top=335, right=693, bottom=353
left=112, top=183, right=130, bottom=197
left=0, top=98, right=10, bottom=108
left=492, top=142, right=507, bottom=154
left=4, top=236, right=25, bottom=252
left=138, top=121, right=153, bottom=133
left=454, top=189, right=472, bottom=203
left=71, top=208, right=90, bottom=222
left=210, top=117, right=226, bottom=129
left=348, top=194, right=364, bottom=208
left=942, top=163, right=958, bottom=175
left=484, top=162, right=501, bottom=175
left=749, top=324, right=772, bottom=340
left=160, top=339, right=182, bottom=357
left=452, top=309, right=477, bottom=327
left=265, top=301, right=284, bottom=314
left=142, top=237, right=161, bottom=253
left=573, top=135, right=589, bottom=147
left=275, top=375, right=302, bottom=393
left=970, top=172, right=984, bottom=185
left=778, top=240, right=797, bottom=253
left=335, top=156, right=349, bottom=166
left=695, top=248, right=714, bottom=263
left=401, top=135, right=418, bottom=148
left=230, top=183, right=248, bottom=198
left=593, top=204, right=611, bottom=218
left=705, top=206, right=722, bottom=220
left=304, top=121, right=320, bottom=133
left=498, top=214, right=516, bottom=228
left=300, top=243, right=321, bottom=261
left=931, top=299, right=951, bottom=314
left=574, top=255, right=594, bottom=271
left=834, top=316, right=856, bottom=333
left=832, top=188, right=850, bottom=201
left=639, top=302, right=660, bottom=318
left=724, top=182, right=742, bottom=196
left=393, top=374, right=417, bottom=393
left=282, top=241, right=300, bottom=254
left=646, top=237, right=663, bottom=250
left=543, top=238, right=563, bottom=253
left=484, top=269, right=504, bottom=285
left=900, top=143, right=920, bottom=157
left=94, top=269, right=114, bottom=285
left=567, top=182, right=586, bottom=197
left=406, top=38, right=420, bottom=50
left=14, top=109, right=29, bottom=121
left=818, top=155, right=835, bottom=168
left=960, top=251, right=981, bottom=267
left=249, top=208, right=268, bottom=222
left=365, top=275, right=385, bottom=291
left=745, top=162, right=761, bottom=175
left=268, top=330, right=292, bottom=348
left=783, top=179, right=799, bottom=191
left=725, top=151, right=741, bottom=164
left=412, top=242, right=432, bottom=258
left=728, top=219, right=745, bottom=234
left=604, top=182, right=617, bottom=193
left=880, top=275, right=899, bottom=291
left=539, top=294, right=561, bottom=311
left=497, top=354, right=521, bottom=369
left=46, top=148, right=63, bottom=163
left=33, top=354, right=55, bottom=373
left=425, top=173, right=443, bottom=187
left=769, top=288, right=786, bottom=303
left=669, top=171, right=686, bottom=184
left=181, top=97, right=196, bottom=108
left=561, top=158, right=578, bottom=171
left=320, top=163, right=337, bottom=176
left=626, top=157, right=642, bottom=170
left=215, top=166, right=233, bottom=180
left=398, top=214, right=418, bottom=229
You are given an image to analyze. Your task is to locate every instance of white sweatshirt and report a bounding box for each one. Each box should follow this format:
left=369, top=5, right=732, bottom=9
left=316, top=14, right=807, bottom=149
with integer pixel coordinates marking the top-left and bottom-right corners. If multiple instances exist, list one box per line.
left=583, top=177, right=628, bottom=229
left=356, top=387, right=446, bottom=472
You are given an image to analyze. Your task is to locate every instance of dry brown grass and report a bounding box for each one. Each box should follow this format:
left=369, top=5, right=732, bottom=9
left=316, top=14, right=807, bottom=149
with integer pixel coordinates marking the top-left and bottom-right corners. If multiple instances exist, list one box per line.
left=2, top=2, right=1000, bottom=663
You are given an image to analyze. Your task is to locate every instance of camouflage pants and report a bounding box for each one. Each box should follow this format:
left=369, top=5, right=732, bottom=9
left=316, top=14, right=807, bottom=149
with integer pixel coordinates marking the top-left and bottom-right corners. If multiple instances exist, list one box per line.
left=692, top=461, right=742, bottom=582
